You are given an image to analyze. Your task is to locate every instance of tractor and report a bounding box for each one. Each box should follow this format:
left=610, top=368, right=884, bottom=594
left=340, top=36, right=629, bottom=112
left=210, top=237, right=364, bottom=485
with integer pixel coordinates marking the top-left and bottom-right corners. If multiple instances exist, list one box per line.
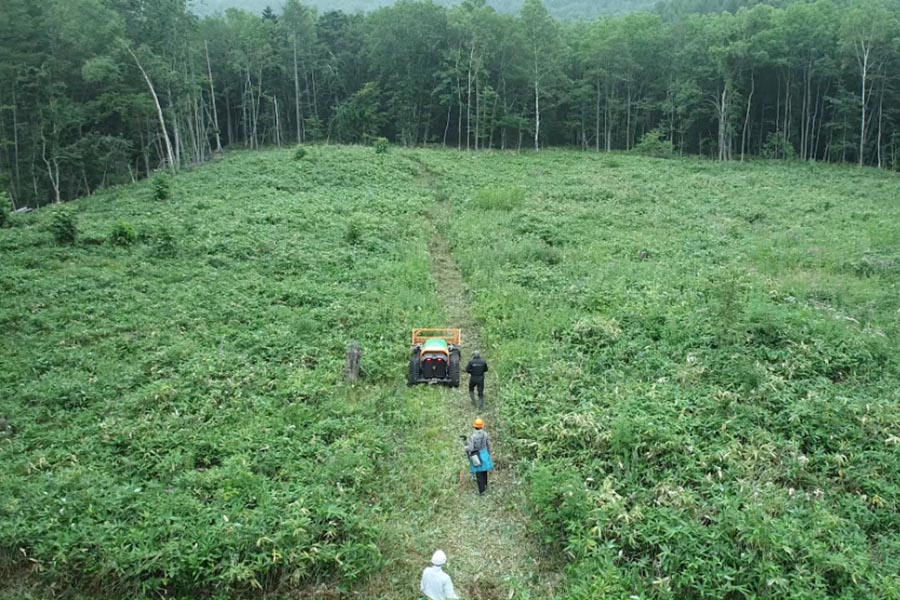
left=408, top=328, right=461, bottom=387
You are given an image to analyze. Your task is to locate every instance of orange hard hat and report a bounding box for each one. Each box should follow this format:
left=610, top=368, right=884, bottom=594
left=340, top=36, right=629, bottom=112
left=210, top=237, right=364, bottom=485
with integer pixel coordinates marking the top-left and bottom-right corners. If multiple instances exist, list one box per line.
left=473, top=418, right=484, bottom=429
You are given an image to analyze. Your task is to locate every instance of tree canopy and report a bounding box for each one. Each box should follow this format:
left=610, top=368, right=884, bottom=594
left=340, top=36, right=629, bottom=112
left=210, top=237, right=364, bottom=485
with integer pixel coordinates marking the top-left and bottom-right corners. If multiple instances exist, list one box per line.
left=2, top=0, right=899, bottom=207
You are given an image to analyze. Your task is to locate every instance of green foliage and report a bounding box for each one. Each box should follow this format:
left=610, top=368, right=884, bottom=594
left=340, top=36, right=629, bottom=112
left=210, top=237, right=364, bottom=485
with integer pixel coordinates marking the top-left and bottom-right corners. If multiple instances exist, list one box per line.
left=441, top=148, right=900, bottom=598
left=149, top=226, right=178, bottom=258
left=193, top=0, right=659, bottom=20
left=49, top=208, right=77, bottom=244
left=293, top=145, right=308, bottom=160
left=0, top=192, right=11, bottom=228
left=633, top=129, right=674, bottom=158
left=0, top=146, right=443, bottom=597
left=763, top=132, right=799, bottom=160
left=373, top=137, right=389, bottom=154
left=152, top=173, right=172, bottom=201
left=345, top=218, right=364, bottom=244
left=304, top=116, right=324, bottom=142
left=108, top=221, right=138, bottom=246
left=4, top=147, right=900, bottom=599
left=334, top=83, right=385, bottom=144
left=434, top=186, right=450, bottom=203
left=472, top=186, right=526, bottom=211
left=81, top=55, right=120, bottom=83
left=7, top=0, right=900, bottom=211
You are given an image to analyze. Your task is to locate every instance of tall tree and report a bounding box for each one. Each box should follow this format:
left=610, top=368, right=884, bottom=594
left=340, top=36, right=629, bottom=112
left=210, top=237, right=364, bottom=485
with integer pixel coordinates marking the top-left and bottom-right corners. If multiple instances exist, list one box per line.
left=521, top=0, right=562, bottom=150
left=841, top=0, right=897, bottom=166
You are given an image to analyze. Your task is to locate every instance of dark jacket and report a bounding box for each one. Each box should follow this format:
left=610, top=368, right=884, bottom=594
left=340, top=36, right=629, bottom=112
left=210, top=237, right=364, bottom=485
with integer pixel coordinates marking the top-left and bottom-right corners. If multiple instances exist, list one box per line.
left=465, top=356, right=489, bottom=382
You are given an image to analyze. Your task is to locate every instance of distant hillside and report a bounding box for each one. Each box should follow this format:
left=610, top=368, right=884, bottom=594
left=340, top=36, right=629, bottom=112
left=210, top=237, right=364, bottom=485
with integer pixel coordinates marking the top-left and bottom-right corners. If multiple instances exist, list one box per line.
left=189, top=0, right=657, bottom=20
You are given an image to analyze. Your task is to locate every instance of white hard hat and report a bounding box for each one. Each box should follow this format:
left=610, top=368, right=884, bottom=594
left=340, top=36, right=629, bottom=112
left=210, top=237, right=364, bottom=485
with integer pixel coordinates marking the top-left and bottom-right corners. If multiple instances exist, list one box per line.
left=431, top=549, right=447, bottom=566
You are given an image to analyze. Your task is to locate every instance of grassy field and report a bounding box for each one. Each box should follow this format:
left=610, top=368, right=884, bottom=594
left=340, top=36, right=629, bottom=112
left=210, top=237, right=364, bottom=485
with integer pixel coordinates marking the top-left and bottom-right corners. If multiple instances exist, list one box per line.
left=0, top=148, right=451, bottom=596
left=2, top=146, right=899, bottom=598
left=428, top=152, right=900, bottom=597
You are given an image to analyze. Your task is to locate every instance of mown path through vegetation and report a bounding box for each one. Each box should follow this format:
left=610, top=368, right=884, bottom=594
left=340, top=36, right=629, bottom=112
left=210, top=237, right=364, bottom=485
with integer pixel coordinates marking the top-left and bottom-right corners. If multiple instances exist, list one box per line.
left=421, top=230, right=554, bottom=599
left=356, top=160, right=559, bottom=599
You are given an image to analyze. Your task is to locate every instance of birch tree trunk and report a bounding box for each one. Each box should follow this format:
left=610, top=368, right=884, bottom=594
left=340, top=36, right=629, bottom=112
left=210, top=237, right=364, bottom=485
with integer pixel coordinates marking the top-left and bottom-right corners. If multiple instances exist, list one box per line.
left=40, top=126, right=61, bottom=203
left=205, top=41, right=223, bottom=153
left=534, top=76, right=540, bottom=151
left=466, top=47, right=473, bottom=151
left=127, top=46, right=176, bottom=171
left=876, top=80, right=884, bottom=168
left=12, top=83, right=21, bottom=200
left=168, top=89, right=182, bottom=166
left=856, top=40, right=870, bottom=167
left=293, top=38, right=303, bottom=143
left=595, top=78, right=601, bottom=152
left=741, top=72, right=754, bottom=162
left=274, top=95, right=282, bottom=147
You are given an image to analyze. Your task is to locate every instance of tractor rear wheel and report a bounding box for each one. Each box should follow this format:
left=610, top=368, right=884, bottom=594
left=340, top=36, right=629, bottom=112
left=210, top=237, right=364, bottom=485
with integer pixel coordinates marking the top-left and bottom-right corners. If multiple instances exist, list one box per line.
left=408, top=348, right=421, bottom=385
left=449, top=350, right=461, bottom=388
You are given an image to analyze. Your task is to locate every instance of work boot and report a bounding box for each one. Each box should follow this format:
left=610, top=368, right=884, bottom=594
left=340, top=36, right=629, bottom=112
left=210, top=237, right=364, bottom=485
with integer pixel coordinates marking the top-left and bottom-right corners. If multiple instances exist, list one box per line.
left=469, top=392, right=476, bottom=406
left=478, top=396, right=485, bottom=411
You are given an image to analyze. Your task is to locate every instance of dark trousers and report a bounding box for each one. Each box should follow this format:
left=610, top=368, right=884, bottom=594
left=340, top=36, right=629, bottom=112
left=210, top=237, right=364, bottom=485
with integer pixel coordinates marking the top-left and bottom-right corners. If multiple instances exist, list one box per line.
left=475, top=470, right=488, bottom=494
left=469, top=379, right=485, bottom=407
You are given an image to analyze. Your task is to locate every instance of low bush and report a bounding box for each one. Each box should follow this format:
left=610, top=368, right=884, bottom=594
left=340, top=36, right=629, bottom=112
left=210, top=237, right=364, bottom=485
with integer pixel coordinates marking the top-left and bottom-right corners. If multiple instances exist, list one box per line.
left=0, top=192, right=11, bottom=228
left=434, top=187, right=450, bottom=203
left=633, top=129, right=674, bottom=158
left=49, top=208, right=77, bottom=244
left=345, top=219, right=364, bottom=245
left=153, top=172, right=172, bottom=201
left=472, top=186, right=526, bottom=211
left=763, top=132, right=798, bottom=159
left=149, top=227, right=178, bottom=258
left=293, top=145, right=308, bottom=160
left=109, top=221, right=138, bottom=246
left=373, top=137, right=389, bottom=154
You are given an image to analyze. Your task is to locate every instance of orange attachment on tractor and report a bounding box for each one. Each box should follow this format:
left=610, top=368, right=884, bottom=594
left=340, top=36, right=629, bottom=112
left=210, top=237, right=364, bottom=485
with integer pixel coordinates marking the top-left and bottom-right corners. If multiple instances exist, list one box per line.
left=412, top=328, right=462, bottom=346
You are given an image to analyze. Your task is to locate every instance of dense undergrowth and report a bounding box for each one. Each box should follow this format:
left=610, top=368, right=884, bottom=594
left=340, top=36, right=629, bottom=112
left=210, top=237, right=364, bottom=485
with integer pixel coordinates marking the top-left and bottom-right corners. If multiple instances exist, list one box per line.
left=432, top=151, right=900, bottom=597
left=2, top=146, right=899, bottom=598
left=0, top=147, right=443, bottom=596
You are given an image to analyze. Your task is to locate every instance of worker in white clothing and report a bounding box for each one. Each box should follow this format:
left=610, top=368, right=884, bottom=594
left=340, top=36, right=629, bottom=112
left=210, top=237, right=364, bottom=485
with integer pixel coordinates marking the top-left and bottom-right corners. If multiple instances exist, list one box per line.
left=420, top=549, right=459, bottom=600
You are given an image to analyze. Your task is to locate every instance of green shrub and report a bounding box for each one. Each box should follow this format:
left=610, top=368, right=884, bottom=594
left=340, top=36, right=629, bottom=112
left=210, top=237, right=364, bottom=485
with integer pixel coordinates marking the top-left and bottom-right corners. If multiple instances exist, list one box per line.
left=601, top=158, right=623, bottom=168
left=150, top=227, right=178, bottom=258
left=846, top=253, right=898, bottom=278
left=762, top=132, right=798, bottom=159
left=373, top=137, right=389, bottom=154
left=568, top=316, right=622, bottom=350
left=434, top=187, right=450, bottom=203
left=472, top=186, right=526, bottom=211
left=109, top=221, right=138, bottom=246
left=0, top=191, right=11, bottom=228
left=527, top=465, right=591, bottom=550
left=50, top=208, right=77, bottom=244
left=293, top=145, right=308, bottom=160
left=345, top=219, right=363, bottom=245
left=304, top=116, right=324, bottom=142
left=633, top=129, right=674, bottom=158
left=153, top=172, right=172, bottom=201
left=517, top=239, right=561, bottom=265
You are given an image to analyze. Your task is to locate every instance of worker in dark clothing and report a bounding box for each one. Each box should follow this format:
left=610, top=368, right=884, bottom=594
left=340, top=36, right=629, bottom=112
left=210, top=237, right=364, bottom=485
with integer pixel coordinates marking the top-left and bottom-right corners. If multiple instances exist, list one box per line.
left=465, top=350, right=489, bottom=409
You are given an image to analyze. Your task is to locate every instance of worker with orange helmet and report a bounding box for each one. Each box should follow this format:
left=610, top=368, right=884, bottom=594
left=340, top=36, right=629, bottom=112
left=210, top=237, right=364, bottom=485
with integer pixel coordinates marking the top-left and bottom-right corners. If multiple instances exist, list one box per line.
left=465, top=418, right=494, bottom=495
